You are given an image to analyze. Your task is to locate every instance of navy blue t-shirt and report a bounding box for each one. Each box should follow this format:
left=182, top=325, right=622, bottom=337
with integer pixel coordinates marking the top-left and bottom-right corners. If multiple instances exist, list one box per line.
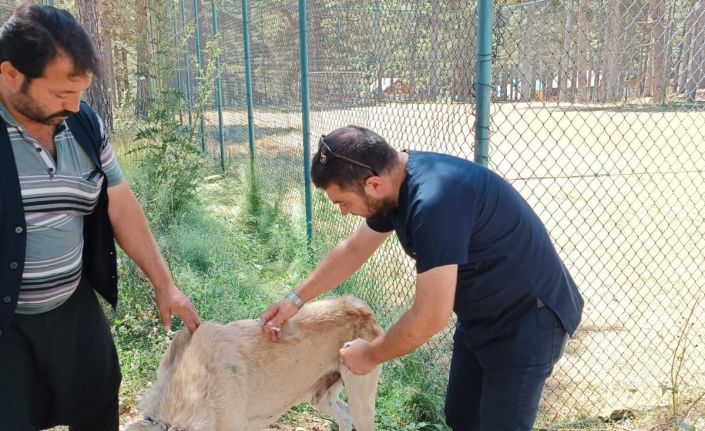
left=367, top=151, right=583, bottom=345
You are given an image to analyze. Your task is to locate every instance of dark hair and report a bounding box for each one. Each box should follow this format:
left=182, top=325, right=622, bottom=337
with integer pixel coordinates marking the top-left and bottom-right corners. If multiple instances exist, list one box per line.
left=0, top=4, right=100, bottom=81
left=311, top=126, right=398, bottom=191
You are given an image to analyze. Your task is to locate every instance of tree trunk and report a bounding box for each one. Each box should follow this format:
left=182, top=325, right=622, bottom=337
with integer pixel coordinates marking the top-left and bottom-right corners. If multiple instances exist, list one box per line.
left=638, top=43, right=649, bottom=97
left=576, top=0, right=590, bottom=102
left=135, top=0, right=150, bottom=118
left=373, top=0, right=385, bottom=102
left=408, top=0, right=421, bottom=99
left=600, top=0, right=624, bottom=101
left=101, top=31, right=116, bottom=109
left=97, top=1, right=117, bottom=109
left=569, top=66, right=578, bottom=101
left=500, top=69, right=509, bottom=101
left=428, top=0, right=440, bottom=101
left=450, top=1, right=474, bottom=102
left=121, top=46, right=131, bottom=104
left=113, top=44, right=123, bottom=106
left=75, top=0, right=114, bottom=133
left=644, top=0, right=666, bottom=102
left=676, top=4, right=695, bottom=93
left=685, top=0, right=705, bottom=101
left=520, top=3, right=534, bottom=102
left=113, top=44, right=131, bottom=106
left=622, top=2, right=641, bottom=100
left=559, top=0, right=575, bottom=102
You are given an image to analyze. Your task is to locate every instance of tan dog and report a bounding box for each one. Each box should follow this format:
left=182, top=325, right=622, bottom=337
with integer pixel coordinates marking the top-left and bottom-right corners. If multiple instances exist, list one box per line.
left=126, top=295, right=383, bottom=431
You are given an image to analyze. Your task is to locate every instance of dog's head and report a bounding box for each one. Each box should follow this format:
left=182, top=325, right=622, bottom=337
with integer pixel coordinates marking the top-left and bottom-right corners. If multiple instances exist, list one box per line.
left=128, top=327, right=217, bottom=431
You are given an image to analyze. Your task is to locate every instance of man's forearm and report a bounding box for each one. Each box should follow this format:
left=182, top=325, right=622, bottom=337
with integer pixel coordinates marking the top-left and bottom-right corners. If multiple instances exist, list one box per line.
left=296, top=223, right=389, bottom=302
left=368, top=307, right=446, bottom=364
left=296, top=241, right=366, bottom=301
left=108, top=186, right=172, bottom=290
left=367, top=264, right=458, bottom=364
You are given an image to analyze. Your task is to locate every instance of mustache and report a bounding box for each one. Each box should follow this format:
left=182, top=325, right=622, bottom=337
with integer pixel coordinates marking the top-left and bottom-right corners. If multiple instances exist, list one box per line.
left=48, top=110, right=76, bottom=119
left=39, top=110, right=77, bottom=126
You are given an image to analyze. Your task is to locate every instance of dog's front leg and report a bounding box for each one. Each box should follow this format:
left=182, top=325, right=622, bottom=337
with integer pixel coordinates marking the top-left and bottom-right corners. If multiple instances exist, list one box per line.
left=311, top=378, right=353, bottom=431
left=218, top=415, right=250, bottom=431
left=215, top=408, right=250, bottom=431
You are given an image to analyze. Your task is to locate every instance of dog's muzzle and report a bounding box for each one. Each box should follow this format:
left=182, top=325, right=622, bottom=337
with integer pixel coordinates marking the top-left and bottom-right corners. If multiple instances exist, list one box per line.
left=141, top=417, right=186, bottom=431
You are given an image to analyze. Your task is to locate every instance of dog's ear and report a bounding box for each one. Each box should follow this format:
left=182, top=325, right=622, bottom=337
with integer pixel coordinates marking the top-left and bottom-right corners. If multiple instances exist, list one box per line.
left=158, top=328, right=192, bottom=377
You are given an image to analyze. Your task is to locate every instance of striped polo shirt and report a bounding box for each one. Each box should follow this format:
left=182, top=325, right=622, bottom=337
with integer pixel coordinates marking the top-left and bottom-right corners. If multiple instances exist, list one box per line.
left=1, top=102, right=124, bottom=314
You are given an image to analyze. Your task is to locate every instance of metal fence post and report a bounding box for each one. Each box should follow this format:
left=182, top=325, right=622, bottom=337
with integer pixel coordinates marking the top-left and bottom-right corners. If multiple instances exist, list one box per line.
left=474, top=0, right=493, bottom=167
left=192, top=0, right=206, bottom=153
left=241, top=0, right=256, bottom=173
left=298, top=0, right=313, bottom=244
left=210, top=0, right=225, bottom=171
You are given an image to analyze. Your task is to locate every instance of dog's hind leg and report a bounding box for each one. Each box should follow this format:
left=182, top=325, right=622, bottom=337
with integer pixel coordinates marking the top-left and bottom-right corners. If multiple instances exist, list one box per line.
left=341, top=365, right=382, bottom=431
left=311, top=374, right=353, bottom=431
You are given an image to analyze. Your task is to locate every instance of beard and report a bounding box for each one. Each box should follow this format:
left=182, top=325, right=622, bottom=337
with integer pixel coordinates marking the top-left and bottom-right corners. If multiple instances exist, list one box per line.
left=12, top=82, right=74, bottom=126
left=13, top=96, right=72, bottom=126
left=363, top=193, right=397, bottom=219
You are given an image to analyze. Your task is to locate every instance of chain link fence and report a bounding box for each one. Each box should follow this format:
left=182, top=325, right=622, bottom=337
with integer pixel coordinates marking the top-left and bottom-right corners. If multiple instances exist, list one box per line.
left=175, top=1, right=705, bottom=427
left=2, top=0, right=703, bottom=428
left=493, top=1, right=705, bottom=426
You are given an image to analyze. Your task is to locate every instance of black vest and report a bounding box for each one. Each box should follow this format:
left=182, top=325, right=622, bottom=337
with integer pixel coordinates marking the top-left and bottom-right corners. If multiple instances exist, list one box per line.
left=0, top=101, right=118, bottom=336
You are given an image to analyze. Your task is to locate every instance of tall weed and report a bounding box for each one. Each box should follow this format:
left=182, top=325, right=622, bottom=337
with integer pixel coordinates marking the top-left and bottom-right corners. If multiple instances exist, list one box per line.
left=123, top=0, right=220, bottom=229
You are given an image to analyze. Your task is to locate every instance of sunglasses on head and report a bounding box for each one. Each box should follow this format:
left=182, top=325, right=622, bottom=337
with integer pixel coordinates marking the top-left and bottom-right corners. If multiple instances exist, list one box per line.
left=318, top=136, right=379, bottom=176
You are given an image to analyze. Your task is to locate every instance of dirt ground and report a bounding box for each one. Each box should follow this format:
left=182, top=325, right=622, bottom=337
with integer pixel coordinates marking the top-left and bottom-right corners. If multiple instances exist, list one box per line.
left=121, top=408, right=335, bottom=430
left=48, top=409, right=333, bottom=431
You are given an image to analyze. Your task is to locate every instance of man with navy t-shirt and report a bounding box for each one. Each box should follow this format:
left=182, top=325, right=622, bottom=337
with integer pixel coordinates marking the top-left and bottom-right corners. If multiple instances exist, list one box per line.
left=260, top=125, right=583, bottom=430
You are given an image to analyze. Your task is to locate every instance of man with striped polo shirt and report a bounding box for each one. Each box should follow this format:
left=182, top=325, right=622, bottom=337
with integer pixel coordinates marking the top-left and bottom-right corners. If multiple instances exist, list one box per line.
left=0, top=5, right=200, bottom=430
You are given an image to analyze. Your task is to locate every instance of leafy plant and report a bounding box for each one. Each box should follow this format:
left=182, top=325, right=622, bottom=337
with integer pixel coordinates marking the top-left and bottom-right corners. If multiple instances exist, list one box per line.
left=662, top=294, right=704, bottom=430
left=126, top=0, right=220, bottom=228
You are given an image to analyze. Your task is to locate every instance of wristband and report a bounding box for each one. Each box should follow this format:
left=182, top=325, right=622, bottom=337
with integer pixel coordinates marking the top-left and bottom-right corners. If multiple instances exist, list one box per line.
left=285, top=292, right=304, bottom=309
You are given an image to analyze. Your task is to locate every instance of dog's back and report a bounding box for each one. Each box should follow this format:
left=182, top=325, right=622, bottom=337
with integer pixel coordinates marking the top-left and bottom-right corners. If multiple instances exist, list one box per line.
left=127, top=295, right=383, bottom=431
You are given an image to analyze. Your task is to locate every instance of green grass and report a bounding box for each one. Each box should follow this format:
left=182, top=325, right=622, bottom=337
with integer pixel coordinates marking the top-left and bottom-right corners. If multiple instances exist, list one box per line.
left=113, top=177, right=312, bottom=400
left=112, top=131, right=314, bottom=412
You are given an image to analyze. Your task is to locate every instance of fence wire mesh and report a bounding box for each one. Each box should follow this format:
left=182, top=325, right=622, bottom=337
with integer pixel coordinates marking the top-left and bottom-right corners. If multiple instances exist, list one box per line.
left=155, top=0, right=705, bottom=427
left=492, top=0, right=705, bottom=425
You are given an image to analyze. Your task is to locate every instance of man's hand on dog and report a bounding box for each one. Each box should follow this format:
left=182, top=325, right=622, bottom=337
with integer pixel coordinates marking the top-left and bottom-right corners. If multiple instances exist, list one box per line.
left=340, top=338, right=379, bottom=375
left=259, top=298, right=299, bottom=341
left=154, top=281, right=200, bottom=333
